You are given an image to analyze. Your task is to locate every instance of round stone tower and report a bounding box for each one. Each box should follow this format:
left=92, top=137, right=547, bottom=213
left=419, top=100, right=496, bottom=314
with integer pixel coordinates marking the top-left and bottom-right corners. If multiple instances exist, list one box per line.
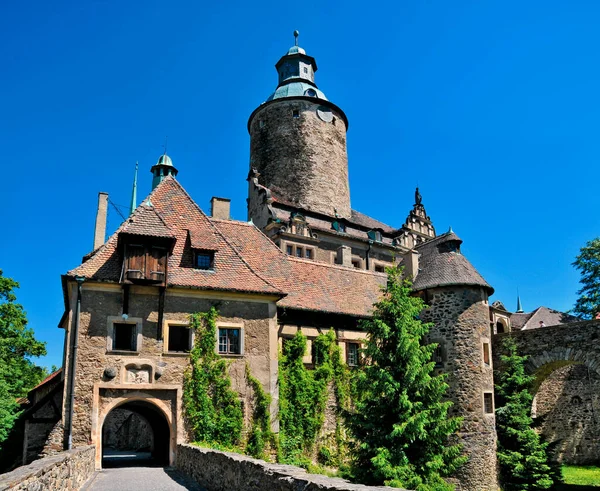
left=412, top=231, right=498, bottom=490
left=248, top=32, right=351, bottom=218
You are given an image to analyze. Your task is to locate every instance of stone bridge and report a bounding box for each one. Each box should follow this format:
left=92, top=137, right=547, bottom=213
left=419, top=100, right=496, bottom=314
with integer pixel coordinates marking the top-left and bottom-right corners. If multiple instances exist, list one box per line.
left=493, top=319, right=600, bottom=388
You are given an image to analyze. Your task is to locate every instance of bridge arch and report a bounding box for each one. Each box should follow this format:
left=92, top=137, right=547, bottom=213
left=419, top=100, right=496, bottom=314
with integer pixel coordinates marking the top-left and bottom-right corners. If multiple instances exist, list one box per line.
left=493, top=320, right=600, bottom=465
left=95, top=392, right=176, bottom=469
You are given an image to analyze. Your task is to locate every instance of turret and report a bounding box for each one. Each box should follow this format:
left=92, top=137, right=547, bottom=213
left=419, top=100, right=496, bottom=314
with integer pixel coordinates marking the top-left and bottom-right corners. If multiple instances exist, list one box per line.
left=248, top=32, right=351, bottom=219
left=150, top=153, right=177, bottom=190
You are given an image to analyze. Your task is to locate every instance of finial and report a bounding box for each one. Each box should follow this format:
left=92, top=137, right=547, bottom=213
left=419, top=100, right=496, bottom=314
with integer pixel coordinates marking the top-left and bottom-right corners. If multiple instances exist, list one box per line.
left=447, top=225, right=453, bottom=234
left=293, top=30, right=299, bottom=46
left=415, top=186, right=422, bottom=205
left=162, top=136, right=168, bottom=156
left=129, top=161, right=139, bottom=215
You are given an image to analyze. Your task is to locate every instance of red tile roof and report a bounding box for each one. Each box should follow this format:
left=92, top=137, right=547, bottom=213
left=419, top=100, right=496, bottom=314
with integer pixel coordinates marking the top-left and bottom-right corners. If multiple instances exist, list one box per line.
left=212, top=219, right=386, bottom=316
left=68, top=177, right=283, bottom=296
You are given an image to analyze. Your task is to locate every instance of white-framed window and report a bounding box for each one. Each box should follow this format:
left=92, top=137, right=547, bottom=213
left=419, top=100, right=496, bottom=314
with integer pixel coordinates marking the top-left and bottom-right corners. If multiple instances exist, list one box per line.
left=216, top=323, right=244, bottom=356
left=163, top=321, right=193, bottom=353
left=106, top=316, right=143, bottom=353
left=347, top=342, right=359, bottom=366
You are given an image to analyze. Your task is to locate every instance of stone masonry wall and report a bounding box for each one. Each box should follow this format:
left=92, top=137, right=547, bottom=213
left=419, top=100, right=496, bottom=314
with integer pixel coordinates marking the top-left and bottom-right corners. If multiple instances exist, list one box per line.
left=0, top=446, right=95, bottom=491
left=421, top=286, right=498, bottom=491
left=533, top=364, right=600, bottom=465
left=176, top=444, right=395, bottom=491
left=249, top=99, right=351, bottom=219
left=65, top=285, right=276, bottom=450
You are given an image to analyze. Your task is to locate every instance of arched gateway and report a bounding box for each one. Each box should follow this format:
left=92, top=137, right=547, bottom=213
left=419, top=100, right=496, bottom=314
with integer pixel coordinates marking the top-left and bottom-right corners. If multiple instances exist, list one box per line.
left=92, top=389, right=180, bottom=469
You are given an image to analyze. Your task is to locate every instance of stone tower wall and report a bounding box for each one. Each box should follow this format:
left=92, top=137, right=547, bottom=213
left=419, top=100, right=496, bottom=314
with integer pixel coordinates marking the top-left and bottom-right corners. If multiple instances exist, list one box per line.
left=249, top=99, right=351, bottom=218
left=421, top=286, right=498, bottom=491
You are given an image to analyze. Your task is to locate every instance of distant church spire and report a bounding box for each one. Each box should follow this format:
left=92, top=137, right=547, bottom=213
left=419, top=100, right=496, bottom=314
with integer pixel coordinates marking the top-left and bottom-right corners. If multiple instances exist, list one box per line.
left=130, top=162, right=138, bottom=215
left=516, top=293, right=524, bottom=313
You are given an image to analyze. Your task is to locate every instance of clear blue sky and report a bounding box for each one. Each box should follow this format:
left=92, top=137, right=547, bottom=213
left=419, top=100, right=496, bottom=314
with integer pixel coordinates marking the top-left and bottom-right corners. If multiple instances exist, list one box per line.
left=2, top=0, right=599, bottom=370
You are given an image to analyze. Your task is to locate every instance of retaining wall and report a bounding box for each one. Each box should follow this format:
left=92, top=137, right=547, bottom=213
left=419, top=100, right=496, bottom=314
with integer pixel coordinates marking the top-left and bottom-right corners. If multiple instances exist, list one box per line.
left=0, top=446, right=95, bottom=491
left=176, top=444, right=397, bottom=491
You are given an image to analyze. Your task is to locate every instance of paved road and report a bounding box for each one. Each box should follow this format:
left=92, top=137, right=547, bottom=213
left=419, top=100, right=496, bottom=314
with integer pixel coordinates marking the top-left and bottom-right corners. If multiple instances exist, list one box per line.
left=83, top=467, right=206, bottom=491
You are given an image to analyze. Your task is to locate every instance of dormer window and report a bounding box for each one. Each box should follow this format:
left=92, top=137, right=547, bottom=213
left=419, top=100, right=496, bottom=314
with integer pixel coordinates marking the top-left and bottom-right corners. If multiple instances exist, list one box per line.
left=194, top=250, right=215, bottom=270
left=123, top=242, right=169, bottom=284
left=367, top=230, right=382, bottom=242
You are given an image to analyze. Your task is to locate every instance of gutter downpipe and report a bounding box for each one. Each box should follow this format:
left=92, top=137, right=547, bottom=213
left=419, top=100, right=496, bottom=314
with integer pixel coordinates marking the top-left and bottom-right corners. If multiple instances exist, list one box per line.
left=67, top=276, right=85, bottom=450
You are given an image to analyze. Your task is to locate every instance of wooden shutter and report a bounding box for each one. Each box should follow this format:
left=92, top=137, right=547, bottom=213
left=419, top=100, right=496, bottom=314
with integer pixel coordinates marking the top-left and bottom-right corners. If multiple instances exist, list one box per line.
left=149, top=247, right=167, bottom=282
left=126, top=245, right=145, bottom=280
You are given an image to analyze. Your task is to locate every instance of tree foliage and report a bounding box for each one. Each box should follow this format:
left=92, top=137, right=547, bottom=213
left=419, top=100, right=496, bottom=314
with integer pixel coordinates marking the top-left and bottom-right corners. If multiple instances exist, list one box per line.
left=183, top=307, right=243, bottom=448
left=278, top=329, right=350, bottom=467
left=0, top=270, right=47, bottom=450
left=495, top=336, right=560, bottom=490
left=572, top=237, right=600, bottom=319
left=345, top=268, right=465, bottom=490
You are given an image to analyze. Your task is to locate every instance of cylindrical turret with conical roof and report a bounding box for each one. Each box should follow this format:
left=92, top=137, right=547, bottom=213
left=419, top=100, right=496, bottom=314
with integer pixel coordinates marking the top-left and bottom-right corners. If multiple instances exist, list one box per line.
left=412, top=231, right=499, bottom=490
left=248, top=32, right=351, bottom=218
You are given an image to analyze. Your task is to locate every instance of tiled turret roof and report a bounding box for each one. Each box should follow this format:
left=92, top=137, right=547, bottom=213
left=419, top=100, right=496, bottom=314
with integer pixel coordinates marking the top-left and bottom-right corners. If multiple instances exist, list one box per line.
left=411, top=231, right=493, bottom=294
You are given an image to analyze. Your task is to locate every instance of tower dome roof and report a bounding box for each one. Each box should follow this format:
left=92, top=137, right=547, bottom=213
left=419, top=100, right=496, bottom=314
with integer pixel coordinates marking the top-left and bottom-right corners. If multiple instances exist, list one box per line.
left=266, top=82, right=328, bottom=102
left=286, top=45, right=306, bottom=55
left=156, top=153, right=173, bottom=167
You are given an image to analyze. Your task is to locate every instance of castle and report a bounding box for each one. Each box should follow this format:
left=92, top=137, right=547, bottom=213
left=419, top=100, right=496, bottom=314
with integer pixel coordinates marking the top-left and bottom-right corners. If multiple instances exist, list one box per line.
left=15, top=34, right=600, bottom=491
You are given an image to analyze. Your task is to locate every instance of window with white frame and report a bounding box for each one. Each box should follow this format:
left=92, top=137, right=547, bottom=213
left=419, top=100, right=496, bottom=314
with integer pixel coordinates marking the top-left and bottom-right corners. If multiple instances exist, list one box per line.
left=217, top=325, right=243, bottom=355
left=347, top=342, right=359, bottom=366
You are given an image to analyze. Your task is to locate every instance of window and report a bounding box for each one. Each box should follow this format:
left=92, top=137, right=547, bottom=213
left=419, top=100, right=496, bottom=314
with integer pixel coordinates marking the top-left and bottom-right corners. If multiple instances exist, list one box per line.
left=292, top=110, right=299, bottom=118
left=295, top=247, right=303, bottom=258
left=124, top=243, right=168, bottom=283
left=433, top=345, right=444, bottom=367
left=375, top=264, right=385, bottom=273
left=218, top=328, right=241, bottom=354
left=259, top=120, right=265, bottom=128
left=483, top=393, right=494, bottom=414
left=168, top=325, right=192, bottom=353
left=305, top=248, right=313, bottom=259
left=286, top=245, right=293, bottom=255
left=195, top=251, right=214, bottom=270
left=483, top=342, right=490, bottom=366
left=352, top=259, right=361, bottom=269
left=347, top=343, right=359, bottom=366
left=113, top=323, right=136, bottom=351
left=305, top=88, right=317, bottom=97
left=303, top=67, right=308, bottom=74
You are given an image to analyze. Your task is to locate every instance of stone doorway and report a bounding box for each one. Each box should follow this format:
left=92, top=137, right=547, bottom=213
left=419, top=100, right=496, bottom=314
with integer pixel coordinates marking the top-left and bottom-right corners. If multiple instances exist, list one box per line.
left=101, top=399, right=171, bottom=468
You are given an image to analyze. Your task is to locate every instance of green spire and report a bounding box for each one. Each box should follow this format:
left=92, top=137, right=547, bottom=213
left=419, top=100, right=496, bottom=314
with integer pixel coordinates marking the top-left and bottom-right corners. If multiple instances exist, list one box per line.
left=129, top=161, right=138, bottom=215
left=516, top=293, right=524, bottom=313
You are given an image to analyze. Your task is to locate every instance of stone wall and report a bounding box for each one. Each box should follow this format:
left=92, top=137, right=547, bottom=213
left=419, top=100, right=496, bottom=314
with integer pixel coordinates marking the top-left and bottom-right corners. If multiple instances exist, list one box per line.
left=249, top=99, right=351, bottom=219
left=175, top=444, right=395, bottom=491
left=0, top=446, right=95, bottom=491
left=533, top=364, right=600, bottom=465
left=421, top=286, right=498, bottom=491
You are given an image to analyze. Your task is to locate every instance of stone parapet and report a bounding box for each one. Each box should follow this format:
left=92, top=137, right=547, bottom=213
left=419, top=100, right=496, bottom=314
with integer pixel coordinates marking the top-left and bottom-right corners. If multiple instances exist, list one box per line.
left=176, top=444, right=398, bottom=491
left=0, top=445, right=95, bottom=491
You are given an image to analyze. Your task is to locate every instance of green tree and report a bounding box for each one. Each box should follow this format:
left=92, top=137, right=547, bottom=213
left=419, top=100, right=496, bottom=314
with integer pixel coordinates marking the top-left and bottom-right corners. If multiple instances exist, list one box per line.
left=0, top=270, right=47, bottom=450
left=495, top=336, right=559, bottom=490
left=572, top=237, right=600, bottom=319
left=345, top=268, right=465, bottom=491
left=183, top=308, right=243, bottom=448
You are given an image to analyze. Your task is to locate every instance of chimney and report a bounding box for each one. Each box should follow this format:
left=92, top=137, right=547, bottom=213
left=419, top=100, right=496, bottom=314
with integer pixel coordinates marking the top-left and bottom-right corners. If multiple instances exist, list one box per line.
left=403, top=249, right=420, bottom=280
left=93, top=192, right=109, bottom=250
left=336, top=245, right=352, bottom=267
left=211, top=197, right=231, bottom=220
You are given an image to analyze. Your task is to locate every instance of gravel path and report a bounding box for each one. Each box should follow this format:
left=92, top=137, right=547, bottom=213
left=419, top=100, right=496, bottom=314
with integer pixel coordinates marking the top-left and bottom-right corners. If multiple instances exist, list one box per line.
left=83, top=467, right=206, bottom=491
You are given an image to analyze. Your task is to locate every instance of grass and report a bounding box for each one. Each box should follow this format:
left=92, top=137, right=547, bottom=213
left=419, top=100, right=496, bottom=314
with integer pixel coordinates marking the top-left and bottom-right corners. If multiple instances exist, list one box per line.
left=556, top=466, right=600, bottom=490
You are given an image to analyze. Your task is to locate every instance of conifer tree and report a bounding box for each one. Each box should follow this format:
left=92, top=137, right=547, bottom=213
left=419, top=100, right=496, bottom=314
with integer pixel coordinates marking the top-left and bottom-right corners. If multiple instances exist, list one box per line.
left=495, top=336, right=559, bottom=490
left=345, top=268, right=465, bottom=491
left=572, top=237, right=600, bottom=319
